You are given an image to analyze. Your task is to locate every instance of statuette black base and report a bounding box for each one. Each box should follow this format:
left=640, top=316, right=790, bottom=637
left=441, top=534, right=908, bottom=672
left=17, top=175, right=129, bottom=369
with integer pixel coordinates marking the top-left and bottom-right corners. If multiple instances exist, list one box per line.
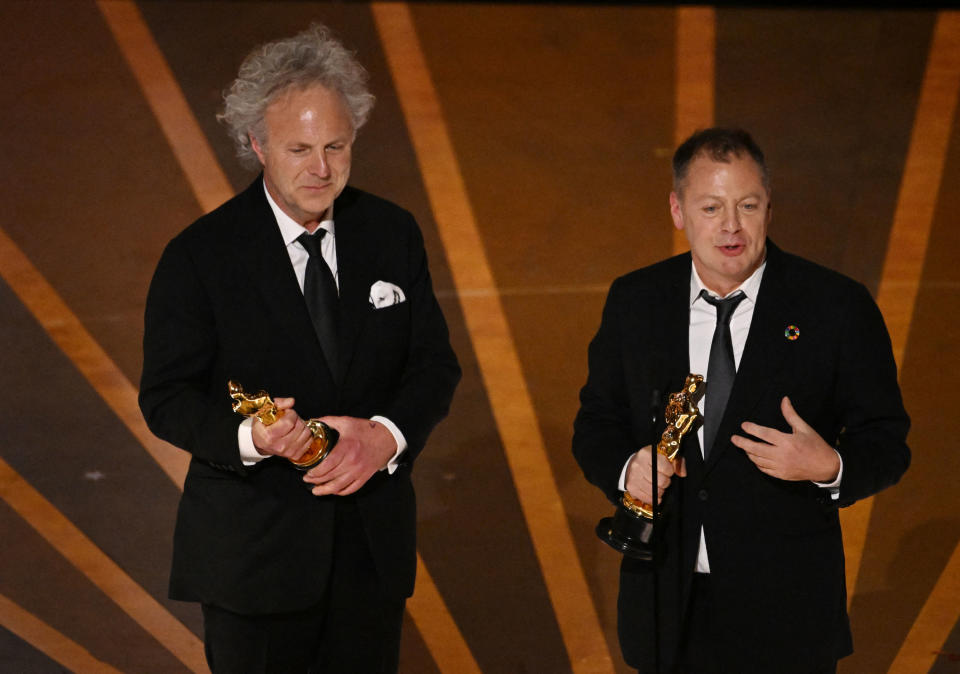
left=596, top=505, right=656, bottom=560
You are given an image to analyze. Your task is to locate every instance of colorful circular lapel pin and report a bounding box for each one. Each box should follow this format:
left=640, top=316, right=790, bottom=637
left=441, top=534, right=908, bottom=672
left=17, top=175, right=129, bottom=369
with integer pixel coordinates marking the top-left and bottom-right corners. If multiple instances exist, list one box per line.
left=784, top=325, right=800, bottom=341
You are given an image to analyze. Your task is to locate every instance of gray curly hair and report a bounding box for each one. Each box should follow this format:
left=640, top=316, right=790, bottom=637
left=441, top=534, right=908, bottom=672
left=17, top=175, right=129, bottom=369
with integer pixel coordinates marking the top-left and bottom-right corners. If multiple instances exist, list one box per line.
left=219, top=24, right=376, bottom=169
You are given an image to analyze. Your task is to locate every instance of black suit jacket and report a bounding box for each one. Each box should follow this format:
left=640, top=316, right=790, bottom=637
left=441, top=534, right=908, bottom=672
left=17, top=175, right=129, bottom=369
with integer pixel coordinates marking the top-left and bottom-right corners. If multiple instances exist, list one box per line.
left=139, top=178, right=460, bottom=615
left=573, top=242, right=909, bottom=672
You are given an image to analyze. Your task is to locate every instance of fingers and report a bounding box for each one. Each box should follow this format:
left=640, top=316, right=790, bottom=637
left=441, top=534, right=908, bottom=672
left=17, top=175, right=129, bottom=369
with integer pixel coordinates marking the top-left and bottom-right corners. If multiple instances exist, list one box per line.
left=676, top=457, right=687, bottom=477
left=304, top=448, right=343, bottom=480
left=625, top=446, right=682, bottom=502
left=732, top=435, right=778, bottom=475
left=732, top=434, right=778, bottom=464
left=780, top=396, right=811, bottom=433
left=253, top=408, right=313, bottom=459
left=268, top=406, right=301, bottom=435
left=738, top=420, right=784, bottom=445
left=286, top=421, right=314, bottom=461
left=656, top=453, right=677, bottom=477
left=730, top=433, right=766, bottom=454
left=273, top=397, right=296, bottom=410
left=272, top=425, right=311, bottom=460
left=732, top=434, right=773, bottom=471
left=320, top=479, right=363, bottom=496
left=306, top=451, right=368, bottom=496
left=640, top=447, right=679, bottom=478
left=311, top=474, right=363, bottom=496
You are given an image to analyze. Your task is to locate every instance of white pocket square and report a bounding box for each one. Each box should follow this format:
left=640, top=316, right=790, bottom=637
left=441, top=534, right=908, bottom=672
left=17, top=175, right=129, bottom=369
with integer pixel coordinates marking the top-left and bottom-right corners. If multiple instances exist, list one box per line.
left=369, top=280, right=406, bottom=308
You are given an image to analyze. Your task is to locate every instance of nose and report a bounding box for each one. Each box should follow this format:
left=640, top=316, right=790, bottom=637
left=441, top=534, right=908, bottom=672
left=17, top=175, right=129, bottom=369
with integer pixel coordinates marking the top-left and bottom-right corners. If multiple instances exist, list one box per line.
left=308, top=150, right=331, bottom=178
left=722, top=205, right=742, bottom=233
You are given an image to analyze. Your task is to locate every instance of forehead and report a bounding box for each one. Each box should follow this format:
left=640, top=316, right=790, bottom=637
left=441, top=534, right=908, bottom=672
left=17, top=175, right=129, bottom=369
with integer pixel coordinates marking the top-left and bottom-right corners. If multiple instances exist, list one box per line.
left=264, top=84, right=352, bottom=130
left=680, top=153, right=768, bottom=198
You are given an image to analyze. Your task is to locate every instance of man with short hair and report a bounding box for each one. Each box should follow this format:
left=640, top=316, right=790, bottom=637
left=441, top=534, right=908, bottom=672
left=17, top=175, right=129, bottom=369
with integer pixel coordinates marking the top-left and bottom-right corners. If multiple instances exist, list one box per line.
left=139, top=24, right=460, bottom=673
left=573, top=128, right=909, bottom=673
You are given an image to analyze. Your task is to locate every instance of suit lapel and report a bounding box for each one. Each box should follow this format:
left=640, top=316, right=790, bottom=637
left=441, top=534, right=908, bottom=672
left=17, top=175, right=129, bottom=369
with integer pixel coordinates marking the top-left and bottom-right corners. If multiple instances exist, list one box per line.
left=704, top=242, right=793, bottom=470
left=656, top=258, right=695, bottom=397
left=648, top=256, right=702, bottom=465
left=331, top=188, right=374, bottom=382
left=233, top=179, right=336, bottom=385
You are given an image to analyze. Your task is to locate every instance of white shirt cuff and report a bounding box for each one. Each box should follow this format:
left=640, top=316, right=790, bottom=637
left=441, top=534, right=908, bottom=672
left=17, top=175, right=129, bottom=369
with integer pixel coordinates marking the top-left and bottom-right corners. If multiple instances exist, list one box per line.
left=372, top=415, right=407, bottom=474
left=618, top=454, right=634, bottom=492
left=239, top=417, right=266, bottom=466
left=812, top=449, right=843, bottom=500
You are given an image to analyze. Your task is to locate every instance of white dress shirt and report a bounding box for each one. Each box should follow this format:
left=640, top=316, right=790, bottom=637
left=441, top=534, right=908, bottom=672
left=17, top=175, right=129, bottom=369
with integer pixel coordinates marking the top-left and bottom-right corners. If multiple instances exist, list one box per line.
left=688, top=262, right=764, bottom=572
left=236, top=182, right=407, bottom=471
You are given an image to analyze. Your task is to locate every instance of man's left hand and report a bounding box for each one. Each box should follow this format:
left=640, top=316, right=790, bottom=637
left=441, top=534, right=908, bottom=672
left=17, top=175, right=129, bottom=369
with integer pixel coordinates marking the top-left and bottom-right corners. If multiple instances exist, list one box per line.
left=731, top=396, right=840, bottom=482
left=302, top=417, right=398, bottom=496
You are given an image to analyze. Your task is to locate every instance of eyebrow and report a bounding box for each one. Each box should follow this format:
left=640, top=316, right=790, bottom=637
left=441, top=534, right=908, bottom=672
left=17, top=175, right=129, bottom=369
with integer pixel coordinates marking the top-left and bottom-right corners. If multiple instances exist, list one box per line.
left=693, top=192, right=765, bottom=201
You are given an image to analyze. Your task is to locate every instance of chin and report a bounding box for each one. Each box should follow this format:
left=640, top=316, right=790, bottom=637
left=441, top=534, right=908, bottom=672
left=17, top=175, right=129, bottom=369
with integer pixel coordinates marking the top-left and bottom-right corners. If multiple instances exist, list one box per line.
left=722, top=261, right=750, bottom=277
left=299, top=199, right=333, bottom=216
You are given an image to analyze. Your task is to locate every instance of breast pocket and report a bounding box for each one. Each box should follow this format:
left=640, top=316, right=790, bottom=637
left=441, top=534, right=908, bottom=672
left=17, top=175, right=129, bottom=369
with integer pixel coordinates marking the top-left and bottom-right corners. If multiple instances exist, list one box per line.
left=369, top=301, right=410, bottom=331
left=366, top=301, right=411, bottom=364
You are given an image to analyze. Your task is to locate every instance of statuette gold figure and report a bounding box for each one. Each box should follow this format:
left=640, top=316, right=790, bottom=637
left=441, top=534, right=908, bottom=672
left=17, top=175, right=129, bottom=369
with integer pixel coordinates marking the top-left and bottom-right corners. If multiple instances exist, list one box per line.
left=596, top=373, right=705, bottom=559
left=228, top=380, right=338, bottom=470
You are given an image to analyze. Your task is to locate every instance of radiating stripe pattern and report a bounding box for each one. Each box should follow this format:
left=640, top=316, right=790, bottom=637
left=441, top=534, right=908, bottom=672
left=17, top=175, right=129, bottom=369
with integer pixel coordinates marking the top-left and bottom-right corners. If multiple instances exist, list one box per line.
left=371, top=4, right=614, bottom=672
left=0, top=3, right=957, bottom=674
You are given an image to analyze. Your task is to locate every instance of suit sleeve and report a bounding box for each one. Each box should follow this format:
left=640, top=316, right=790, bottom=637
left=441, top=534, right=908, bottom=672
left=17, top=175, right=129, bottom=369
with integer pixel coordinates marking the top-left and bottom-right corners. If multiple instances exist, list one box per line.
left=572, top=278, right=641, bottom=504
left=378, top=214, right=461, bottom=463
left=832, top=283, right=910, bottom=506
left=138, top=235, right=248, bottom=473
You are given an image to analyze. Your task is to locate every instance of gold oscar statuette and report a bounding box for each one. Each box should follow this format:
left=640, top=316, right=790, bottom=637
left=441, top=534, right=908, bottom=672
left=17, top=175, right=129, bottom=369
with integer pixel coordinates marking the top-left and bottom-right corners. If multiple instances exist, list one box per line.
left=228, top=380, right=339, bottom=471
left=596, top=373, right=705, bottom=559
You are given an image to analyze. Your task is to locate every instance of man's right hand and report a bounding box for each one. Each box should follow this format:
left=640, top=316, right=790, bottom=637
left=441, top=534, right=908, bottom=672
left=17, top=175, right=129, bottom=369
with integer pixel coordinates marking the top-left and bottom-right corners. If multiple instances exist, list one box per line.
left=624, top=445, right=687, bottom=504
left=251, top=397, right=314, bottom=462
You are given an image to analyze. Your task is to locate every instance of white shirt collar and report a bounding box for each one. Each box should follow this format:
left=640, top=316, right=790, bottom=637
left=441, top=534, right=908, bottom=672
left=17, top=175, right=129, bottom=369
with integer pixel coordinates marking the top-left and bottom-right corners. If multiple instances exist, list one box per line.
left=689, top=258, right=767, bottom=307
left=262, top=180, right=335, bottom=246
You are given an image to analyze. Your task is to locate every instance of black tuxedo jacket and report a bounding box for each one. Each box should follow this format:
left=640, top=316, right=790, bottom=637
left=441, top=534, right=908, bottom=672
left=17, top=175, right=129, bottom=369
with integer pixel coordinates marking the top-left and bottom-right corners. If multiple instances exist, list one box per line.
left=573, top=242, right=909, bottom=672
left=139, top=178, right=460, bottom=615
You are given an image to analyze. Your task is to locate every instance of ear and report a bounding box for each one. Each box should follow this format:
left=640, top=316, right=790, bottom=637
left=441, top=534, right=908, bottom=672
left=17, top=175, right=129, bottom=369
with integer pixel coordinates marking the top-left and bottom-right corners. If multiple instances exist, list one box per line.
left=250, top=133, right=267, bottom=166
left=669, top=192, right=684, bottom=231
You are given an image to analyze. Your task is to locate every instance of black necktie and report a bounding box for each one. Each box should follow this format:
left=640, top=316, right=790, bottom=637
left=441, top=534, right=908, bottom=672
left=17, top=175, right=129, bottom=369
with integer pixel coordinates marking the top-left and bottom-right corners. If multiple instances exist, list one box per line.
left=700, top=290, right=746, bottom=457
left=297, top=231, right=339, bottom=375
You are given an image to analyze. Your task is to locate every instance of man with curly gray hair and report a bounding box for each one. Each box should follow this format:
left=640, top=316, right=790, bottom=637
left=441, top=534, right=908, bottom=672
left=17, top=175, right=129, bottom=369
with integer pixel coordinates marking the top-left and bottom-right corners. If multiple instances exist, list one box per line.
left=140, top=24, right=460, bottom=673
left=220, top=23, right=375, bottom=171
